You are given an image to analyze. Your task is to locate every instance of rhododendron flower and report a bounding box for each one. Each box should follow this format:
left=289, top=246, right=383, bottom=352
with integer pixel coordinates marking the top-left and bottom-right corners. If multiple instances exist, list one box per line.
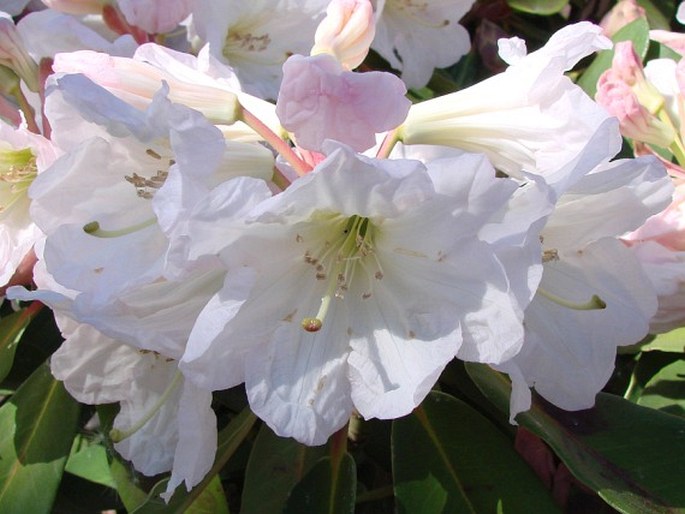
left=372, top=0, right=475, bottom=89
left=190, top=0, right=327, bottom=99
left=596, top=41, right=676, bottom=148
left=276, top=53, right=410, bottom=152
left=25, top=74, right=273, bottom=356
left=181, top=142, right=533, bottom=445
left=399, top=22, right=614, bottom=178
left=311, top=0, right=375, bottom=70
left=9, top=265, right=216, bottom=502
left=624, top=181, right=685, bottom=332
left=16, top=9, right=137, bottom=59
left=0, top=120, right=59, bottom=287
left=499, top=156, right=672, bottom=419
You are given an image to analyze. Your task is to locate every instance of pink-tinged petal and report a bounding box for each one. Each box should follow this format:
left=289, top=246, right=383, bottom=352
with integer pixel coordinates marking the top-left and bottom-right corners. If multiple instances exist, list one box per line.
left=276, top=54, right=410, bottom=152
left=118, top=0, right=191, bottom=34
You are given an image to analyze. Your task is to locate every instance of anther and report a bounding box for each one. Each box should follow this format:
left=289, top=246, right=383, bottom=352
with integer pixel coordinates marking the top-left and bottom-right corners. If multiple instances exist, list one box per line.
left=301, top=317, right=323, bottom=332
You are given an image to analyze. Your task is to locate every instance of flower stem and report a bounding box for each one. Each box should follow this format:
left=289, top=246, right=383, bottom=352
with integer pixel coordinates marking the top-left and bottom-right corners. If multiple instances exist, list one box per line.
left=12, top=86, right=40, bottom=135
left=376, top=128, right=400, bottom=159
left=271, top=166, right=291, bottom=190
left=238, top=104, right=311, bottom=177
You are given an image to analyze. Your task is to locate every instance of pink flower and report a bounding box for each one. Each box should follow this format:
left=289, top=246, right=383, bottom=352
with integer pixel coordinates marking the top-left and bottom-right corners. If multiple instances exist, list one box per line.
left=596, top=41, right=675, bottom=147
left=624, top=182, right=685, bottom=332
left=275, top=53, right=410, bottom=152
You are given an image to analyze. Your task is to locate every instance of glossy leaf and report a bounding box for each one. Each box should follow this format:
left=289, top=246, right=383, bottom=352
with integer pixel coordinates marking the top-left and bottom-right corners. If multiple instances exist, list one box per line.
left=642, top=328, right=685, bottom=353
left=577, top=18, right=650, bottom=98
left=185, top=475, right=229, bottom=514
left=283, top=453, right=356, bottom=514
left=0, top=363, right=80, bottom=514
left=65, top=435, right=116, bottom=489
left=638, top=0, right=675, bottom=30
left=506, top=0, right=568, bottom=15
left=0, top=304, right=42, bottom=384
left=164, top=407, right=256, bottom=512
left=112, top=407, right=255, bottom=513
left=467, top=363, right=685, bottom=514
left=638, top=358, right=685, bottom=418
left=241, top=423, right=327, bottom=514
left=392, top=391, right=560, bottom=514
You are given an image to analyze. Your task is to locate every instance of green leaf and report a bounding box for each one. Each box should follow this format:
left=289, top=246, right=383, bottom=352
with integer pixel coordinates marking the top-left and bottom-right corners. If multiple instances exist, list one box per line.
left=638, top=358, right=685, bottom=418
left=577, top=18, right=651, bottom=98
left=506, top=0, right=569, bottom=15
left=283, top=453, right=357, bottom=514
left=0, top=304, right=41, bottom=384
left=0, top=363, right=80, bottom=514
left=185, top=475, right=229, bottom=514
left=642, top=328, right=685, bottom=353
left=65, top=435, right=116, bottom=489
left=241, top=423, right=327, bottom=514
left=109, top=457, right=168, bottom=514
left=392, top=391, right=560, bottom=514
left=637, top=0, right=675, bottom=30
left=467, top=363, right=685, bottom=514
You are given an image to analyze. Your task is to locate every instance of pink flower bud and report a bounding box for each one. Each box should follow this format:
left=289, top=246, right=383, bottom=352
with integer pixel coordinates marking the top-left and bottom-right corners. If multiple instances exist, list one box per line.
left=599, top=0, right=645, bottom=37
left=311, top=0, right=375, bottom=70
left=596, top=72, right=675, bottom=147
left=276, top=53, right=410, bottom=152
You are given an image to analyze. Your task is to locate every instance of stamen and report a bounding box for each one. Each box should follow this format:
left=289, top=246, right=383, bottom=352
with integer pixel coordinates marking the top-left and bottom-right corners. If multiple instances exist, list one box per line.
left=537, top=287, right=606, bottom=310
left=301, top=215, right=382, bottom=330
left=110, top=370, right=182, bottom=443
left=83, top=217, right=157, bottom=238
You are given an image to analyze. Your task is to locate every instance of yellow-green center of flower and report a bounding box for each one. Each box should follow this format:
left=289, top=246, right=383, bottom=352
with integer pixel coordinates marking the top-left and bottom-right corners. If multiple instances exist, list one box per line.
left=0, top=146, right=37, bottom=213
left=299, top=213, right=383, bottom=332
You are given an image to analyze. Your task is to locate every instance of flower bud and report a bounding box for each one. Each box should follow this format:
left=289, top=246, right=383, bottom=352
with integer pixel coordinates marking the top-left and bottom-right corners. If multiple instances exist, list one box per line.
left=0, top=15, right=39, bottom=92
left=41, top=0, right=109, bottom=15
left=54, top=50, right=240, bottom=125
left=311, top=0, right=375, bottom=70
left=599, top=0, right=645, bottom=37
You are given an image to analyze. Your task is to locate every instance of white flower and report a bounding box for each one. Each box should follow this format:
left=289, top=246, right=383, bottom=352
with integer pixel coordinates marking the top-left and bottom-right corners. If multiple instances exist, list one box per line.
left=371, top=0, right=475, bottom=89
left=190, top=0, right=327, bottom=99
left=16, top=9, right=137, bottom=59
left=8, top=263, right=216, bottom=502
left=0, top=120, right=58, bottom=287
left=181, top=142, right=531, bottom=445
left=499, top=156, right=673, bottom=419
left=26, top=73, right=272, bottom=357
left=399, top=22, right=617, bottom=178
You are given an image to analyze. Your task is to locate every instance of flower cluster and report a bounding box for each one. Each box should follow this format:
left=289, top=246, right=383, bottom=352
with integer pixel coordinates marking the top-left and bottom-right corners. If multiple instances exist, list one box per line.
left=0, top=0, right=678, bottom=503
